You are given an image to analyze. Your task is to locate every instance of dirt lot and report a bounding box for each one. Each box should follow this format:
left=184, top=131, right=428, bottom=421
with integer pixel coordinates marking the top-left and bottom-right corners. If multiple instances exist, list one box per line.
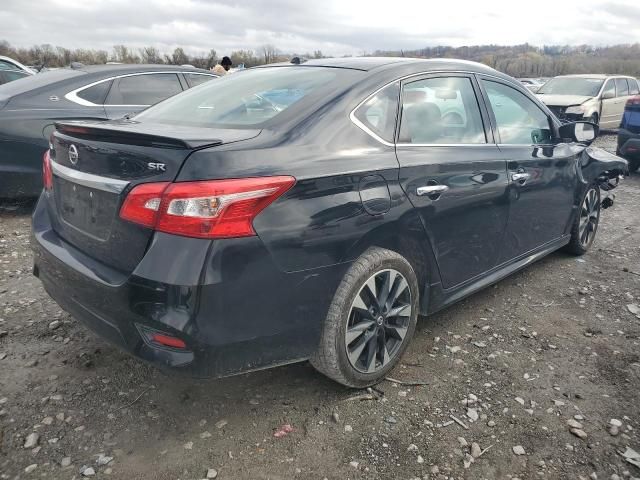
left=1, top=134, right=639, bottom=480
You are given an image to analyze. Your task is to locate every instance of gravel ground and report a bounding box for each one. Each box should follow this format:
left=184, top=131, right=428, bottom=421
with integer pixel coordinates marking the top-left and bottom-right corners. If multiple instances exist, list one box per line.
left=1, top=134, right=639, bottom=480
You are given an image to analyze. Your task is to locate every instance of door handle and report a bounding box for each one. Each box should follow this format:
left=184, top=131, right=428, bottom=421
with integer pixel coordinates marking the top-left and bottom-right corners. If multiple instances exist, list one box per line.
left=511, top=172, right=531, bottom=184
left=417, top=184, right=449, bottom=198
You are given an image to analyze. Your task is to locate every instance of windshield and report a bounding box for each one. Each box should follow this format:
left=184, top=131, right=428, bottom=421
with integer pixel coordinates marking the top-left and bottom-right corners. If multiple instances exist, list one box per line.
left=537, top=77, right=604, bottom=97
left=135, top=67, right=352, bottom=128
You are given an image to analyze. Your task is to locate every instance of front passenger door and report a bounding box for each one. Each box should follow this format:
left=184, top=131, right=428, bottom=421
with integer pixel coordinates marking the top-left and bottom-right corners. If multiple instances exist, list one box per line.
left=480, top=78, right=579, bottom=262
left=104, top=73, right=184, bottom=119
left=600, top=79, right=619, bottom=128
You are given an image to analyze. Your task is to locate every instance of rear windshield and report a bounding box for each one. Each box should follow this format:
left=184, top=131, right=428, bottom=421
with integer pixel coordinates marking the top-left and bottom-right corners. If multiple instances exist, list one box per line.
left=537, top=77, right=604, bottom=97
left=0, top=68, right=84, bottom=96
left=135, top=67, right=355, bottom=128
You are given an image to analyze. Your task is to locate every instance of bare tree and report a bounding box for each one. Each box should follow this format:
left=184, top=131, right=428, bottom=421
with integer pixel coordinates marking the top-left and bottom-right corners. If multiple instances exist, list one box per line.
left=139, top=46, right=163, bottom=64
left=261, top=44, right=278, bottom=64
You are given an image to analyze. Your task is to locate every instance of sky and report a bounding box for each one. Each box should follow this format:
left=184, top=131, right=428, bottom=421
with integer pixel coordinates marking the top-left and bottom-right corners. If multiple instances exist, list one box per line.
left=2, top=0, right=639, bottom=57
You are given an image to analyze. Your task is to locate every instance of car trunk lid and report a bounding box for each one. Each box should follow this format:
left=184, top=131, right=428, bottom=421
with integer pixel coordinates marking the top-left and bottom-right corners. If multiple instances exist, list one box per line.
left=48, top=120, right=260, bottom=272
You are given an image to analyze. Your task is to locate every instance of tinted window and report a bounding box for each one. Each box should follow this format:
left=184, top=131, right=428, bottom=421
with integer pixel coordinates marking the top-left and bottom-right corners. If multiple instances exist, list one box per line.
left=482, top=80, right=552, bottom=145
left=353, top=83, right=399, bottom=143
left=185, top=73, right=215, bottom=88
left=0, top=60, right=16, bottom=71
left=630, top=79, right=640, bottom=95
left=399, top=77, right=485, bottom=144
left=616, top=78, right=629, bottom=97
left=2, top=70, right=27, bottom=82
left=77, top=80, right=112, bottom=104
left=602, top=80, right=616, bottom=98
left=106, top=73, right=182, bottom=106
left=136, top=67, right=349, bottom=128
left=537, top=77, right=604, bottom=97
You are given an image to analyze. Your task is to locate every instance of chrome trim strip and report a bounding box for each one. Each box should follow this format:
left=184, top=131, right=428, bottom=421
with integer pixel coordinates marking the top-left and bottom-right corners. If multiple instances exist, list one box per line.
left=65, top=71, right=216, bottom=107
left=396, top=143, right=493, bottom=147
left=51, top=159, right=129, bottom=194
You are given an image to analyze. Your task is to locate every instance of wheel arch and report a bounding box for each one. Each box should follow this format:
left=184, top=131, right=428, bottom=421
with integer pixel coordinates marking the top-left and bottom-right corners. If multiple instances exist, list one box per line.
left=340, top=212, right=441, bottom=315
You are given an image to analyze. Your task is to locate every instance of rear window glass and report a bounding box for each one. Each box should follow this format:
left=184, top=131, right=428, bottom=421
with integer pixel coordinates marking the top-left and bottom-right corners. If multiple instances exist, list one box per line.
left=630, top=80, right=640, bottom=95
left=135, top=67, right=349, bottom=128
left=77, top=80, right=112, bottom=104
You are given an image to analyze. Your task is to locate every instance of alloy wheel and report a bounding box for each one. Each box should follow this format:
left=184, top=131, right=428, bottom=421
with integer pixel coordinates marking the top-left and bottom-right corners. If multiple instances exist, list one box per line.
left=345, top=269, right=412, bottom=373
left=579, top=188, right=600, bottom=248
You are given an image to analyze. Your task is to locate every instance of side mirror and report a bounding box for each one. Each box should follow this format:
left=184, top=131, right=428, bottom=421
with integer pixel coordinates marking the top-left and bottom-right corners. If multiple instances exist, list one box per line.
left=602, top=90, right=615, bottom=100
left=559, top=121, right=598, bottom=144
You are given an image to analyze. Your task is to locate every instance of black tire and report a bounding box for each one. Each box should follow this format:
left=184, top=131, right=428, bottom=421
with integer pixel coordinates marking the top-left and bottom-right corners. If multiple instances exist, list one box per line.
left=310, top=247, right=420, bottom=388
left=564, top=184, right=601, bottom=255
left=588, top=113, right=599, bottom=126
left=629, top=158, right=640, bottom=173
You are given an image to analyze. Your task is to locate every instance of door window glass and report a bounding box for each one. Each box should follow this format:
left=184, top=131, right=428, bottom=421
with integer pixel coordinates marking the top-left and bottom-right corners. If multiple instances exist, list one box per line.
left=616, top=78, right=629, bottom=97
left=185, top=73, right=215, bottom=88
left=629, top=80, right=640, bottom=95
left=602, top=79, right=616, bottom=98
left=482, top=80, right=552, bottom=145
left=106, top=73, right=182, bottom=106
left=399, top=77, right=486, bottom=144
left=353, top=82, right=399, bottom=143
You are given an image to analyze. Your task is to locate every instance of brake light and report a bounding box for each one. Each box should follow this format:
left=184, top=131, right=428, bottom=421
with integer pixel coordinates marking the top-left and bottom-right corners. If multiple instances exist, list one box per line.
left=120, top=176, right=296, bottom=239
left=42, top=150, right=53, bottom=190
left=627, top=96, right=640, bottom=106
left=150, top=333, right=187, bottom=349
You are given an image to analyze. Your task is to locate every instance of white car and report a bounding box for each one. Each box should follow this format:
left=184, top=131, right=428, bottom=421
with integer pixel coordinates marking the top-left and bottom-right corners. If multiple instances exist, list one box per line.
left=537, top=74, right=640, bottom=128
left=0, top=56, right=36, bottom=75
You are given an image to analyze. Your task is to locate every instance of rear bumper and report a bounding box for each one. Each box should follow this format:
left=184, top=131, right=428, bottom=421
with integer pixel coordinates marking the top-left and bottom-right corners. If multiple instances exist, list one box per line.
left=618, top=131, right=640, bottom=159
left=32, top=195, right=348, bottom=378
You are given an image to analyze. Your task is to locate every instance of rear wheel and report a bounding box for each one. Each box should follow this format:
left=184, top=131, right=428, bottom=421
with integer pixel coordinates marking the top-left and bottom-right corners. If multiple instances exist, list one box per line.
left=564, top=185, right=601, bottom=255
left=311, top=247, right=419, bottom=388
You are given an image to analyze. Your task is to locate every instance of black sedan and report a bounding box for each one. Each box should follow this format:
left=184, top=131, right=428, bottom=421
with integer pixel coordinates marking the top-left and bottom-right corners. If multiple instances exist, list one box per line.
left=0, top=64, right=216, bottom=198
left=32, top=58, right=627, bottom=387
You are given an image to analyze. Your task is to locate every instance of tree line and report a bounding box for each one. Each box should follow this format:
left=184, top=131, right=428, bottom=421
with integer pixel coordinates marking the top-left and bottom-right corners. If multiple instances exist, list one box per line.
left=0, top=40, right=323, bottom=70
left=374, top=44, right=640, bottom=77
left=1, top=40, right=639, bottom=77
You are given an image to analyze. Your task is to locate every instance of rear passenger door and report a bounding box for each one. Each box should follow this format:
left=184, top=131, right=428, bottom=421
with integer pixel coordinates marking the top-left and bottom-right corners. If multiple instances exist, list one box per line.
left=395, top=74, right=510, bottom=289
left=104, top=73, right=184, bottom=119
left=479, top=77, right=579, bottom=261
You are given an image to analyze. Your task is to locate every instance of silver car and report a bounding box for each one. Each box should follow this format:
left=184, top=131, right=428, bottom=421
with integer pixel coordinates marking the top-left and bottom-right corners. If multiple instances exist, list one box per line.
left=536, top=74, right=640, bottom=129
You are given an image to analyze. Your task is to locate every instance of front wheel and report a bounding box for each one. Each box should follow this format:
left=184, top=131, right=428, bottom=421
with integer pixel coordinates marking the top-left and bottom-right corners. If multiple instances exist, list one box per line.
left=311, top=247, right=419, bottom=388
left=564, top=185, right=601, bottom=255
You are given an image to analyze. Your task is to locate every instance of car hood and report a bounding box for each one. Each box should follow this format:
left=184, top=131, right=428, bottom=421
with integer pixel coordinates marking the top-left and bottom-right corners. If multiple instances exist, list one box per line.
left=537, top=94, right=594, bottom=107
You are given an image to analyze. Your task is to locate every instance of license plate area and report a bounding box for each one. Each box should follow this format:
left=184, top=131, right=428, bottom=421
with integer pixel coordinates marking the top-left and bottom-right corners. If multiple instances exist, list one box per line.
left=54, top=177, right=119, bottom=241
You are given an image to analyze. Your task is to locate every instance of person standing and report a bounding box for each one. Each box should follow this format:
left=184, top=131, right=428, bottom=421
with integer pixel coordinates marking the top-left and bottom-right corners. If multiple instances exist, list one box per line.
left=212, top=56, right=232, bottom=75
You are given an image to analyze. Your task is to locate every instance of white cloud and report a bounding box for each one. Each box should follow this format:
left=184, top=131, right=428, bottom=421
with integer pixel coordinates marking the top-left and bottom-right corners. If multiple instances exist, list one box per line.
left=1, top=0, right=639, bottom=56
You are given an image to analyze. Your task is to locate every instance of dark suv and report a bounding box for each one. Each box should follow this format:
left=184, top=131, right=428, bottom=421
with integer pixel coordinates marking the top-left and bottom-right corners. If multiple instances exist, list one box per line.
left=618, top=94, right=640, bottom=172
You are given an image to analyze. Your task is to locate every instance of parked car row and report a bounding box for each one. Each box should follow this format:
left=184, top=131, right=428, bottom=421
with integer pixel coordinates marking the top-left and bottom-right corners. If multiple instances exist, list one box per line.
left=29, top=57, right=628, bottom=386
left=0, top=64, right=216, bottom=197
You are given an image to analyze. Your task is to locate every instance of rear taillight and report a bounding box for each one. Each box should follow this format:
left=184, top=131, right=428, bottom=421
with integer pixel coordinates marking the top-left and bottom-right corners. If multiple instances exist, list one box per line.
left=626, top=96, right=640, bottom=107
left=120, top=176, right=296, bottom=239
left=42, top=150, right=53, bottom=190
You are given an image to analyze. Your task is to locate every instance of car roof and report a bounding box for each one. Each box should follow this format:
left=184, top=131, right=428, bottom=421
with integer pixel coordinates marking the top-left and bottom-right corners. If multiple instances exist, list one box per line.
left=262, top=57, right=511, bottom=84
left=555, top=74, right=635, bottom=79
left=76, top=64, right=211, bottom=74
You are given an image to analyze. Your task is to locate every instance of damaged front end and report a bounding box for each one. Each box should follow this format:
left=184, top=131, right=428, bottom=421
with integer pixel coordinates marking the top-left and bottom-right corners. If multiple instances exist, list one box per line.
left=581, top=146, right=629, bottom=209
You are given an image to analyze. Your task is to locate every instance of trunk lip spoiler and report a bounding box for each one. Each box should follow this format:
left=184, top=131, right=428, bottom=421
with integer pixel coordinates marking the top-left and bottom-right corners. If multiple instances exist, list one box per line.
left=51, top=158, right=130, bottom=194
